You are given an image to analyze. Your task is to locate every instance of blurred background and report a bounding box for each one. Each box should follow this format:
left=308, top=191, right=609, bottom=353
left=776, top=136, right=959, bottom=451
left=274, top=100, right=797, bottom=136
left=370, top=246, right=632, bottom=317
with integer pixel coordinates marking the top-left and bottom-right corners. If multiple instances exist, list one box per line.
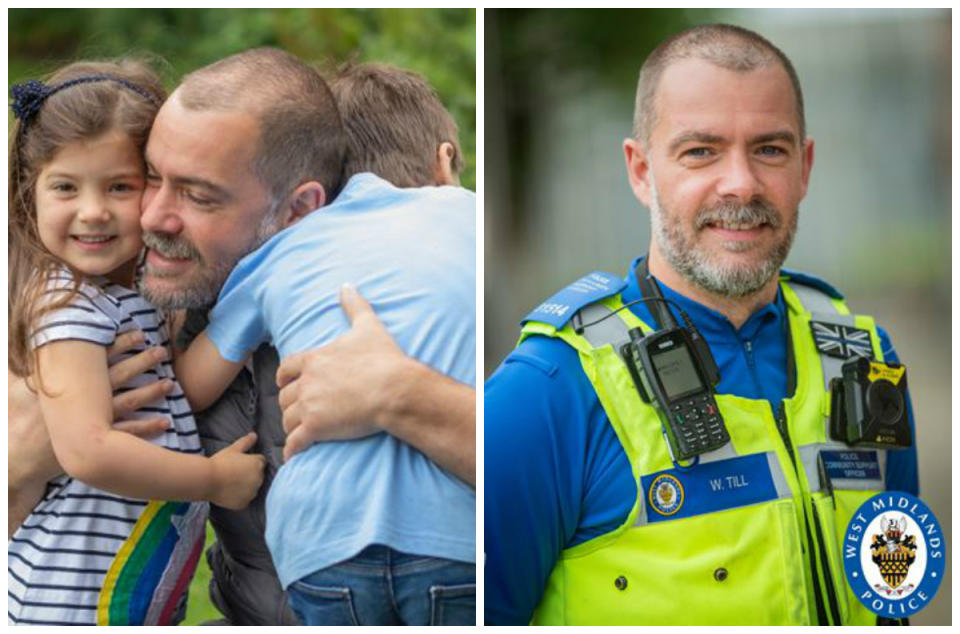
left=485, top=8, right=950, bottom=625
left=9, top=7, right=475, bottom=625
left=9, top=8, right=476, bottom=191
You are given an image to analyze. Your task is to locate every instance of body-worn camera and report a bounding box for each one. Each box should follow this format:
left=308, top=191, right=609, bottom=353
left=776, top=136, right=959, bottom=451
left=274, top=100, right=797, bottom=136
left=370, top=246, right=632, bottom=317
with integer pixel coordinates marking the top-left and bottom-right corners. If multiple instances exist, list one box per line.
left=829, top=357, right=911, bottom=449
left=621, top=326, right=730, bottom=461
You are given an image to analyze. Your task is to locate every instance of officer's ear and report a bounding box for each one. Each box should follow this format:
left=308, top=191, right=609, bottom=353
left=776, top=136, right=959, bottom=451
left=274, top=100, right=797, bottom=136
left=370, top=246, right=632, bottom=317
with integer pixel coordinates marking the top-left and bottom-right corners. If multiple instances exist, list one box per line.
left=623, top=138, right=654, bottom=208
left=799, top=137, right=815, bottom=200
left=280, top=181, right=326, bottom=229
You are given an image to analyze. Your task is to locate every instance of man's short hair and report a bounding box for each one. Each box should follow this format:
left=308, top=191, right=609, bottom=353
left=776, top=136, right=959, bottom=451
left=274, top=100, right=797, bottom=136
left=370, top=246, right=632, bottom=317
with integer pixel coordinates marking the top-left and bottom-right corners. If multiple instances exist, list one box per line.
left=633, top=24, right=806, bottom=145
left=330, top=62, right=463, bottom=188
left=177, top=47, right=346, bottom=204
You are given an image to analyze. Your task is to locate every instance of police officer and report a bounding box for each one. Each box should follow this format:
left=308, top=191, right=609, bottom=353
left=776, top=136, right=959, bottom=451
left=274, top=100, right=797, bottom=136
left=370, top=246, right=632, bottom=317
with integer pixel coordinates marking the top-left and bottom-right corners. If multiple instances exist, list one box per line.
left=485, top=24, right=918, bottom=626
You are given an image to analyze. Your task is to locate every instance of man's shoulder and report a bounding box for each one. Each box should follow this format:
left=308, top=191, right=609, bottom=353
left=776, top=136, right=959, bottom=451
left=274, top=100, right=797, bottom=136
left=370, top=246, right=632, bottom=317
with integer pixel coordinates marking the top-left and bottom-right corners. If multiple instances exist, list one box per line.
left=779, top=268, right=900, bottom=357
left=487, top=332, right=595, bottom=420
left=490, top=334, right=582, bottom=383
left=779, top=267, right=845, bottom=300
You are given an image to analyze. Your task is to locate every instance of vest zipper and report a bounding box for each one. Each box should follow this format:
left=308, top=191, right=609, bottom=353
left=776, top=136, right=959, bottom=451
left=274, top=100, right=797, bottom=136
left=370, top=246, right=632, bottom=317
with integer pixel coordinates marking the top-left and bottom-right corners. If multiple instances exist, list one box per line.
left=811, top=502, right=843, bottom=625
left=776, top=403, right=829, bottom=625
left=774, top=402, right=796, bottom=470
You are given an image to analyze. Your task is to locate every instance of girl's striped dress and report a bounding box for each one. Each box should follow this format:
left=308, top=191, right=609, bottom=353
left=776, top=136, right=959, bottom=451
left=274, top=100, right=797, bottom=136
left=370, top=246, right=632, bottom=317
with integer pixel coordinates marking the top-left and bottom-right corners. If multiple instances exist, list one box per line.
left=8, top=271, right=208, bottom=626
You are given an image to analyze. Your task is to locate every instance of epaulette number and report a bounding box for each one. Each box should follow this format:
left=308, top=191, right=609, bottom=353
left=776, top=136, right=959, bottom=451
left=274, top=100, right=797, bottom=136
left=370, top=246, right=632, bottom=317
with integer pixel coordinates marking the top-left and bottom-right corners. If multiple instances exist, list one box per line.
left=534, top=302, right=570, bottom=318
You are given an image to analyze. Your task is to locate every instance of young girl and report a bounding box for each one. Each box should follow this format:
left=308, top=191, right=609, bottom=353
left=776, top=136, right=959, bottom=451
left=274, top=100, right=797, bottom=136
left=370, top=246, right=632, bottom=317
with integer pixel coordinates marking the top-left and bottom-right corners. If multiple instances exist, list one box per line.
left=7, top=60, right=265, bottom=626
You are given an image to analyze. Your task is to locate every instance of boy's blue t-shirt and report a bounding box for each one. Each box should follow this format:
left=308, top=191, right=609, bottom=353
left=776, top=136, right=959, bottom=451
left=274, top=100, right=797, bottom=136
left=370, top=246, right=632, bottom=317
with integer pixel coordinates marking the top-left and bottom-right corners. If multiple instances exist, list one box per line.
left=207, top=173, right=476, bottom=588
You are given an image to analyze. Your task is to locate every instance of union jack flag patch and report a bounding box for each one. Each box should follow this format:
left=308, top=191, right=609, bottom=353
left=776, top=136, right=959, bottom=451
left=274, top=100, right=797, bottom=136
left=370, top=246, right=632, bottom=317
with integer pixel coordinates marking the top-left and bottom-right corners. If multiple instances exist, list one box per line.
left=809, top=321, right=874, bottom=359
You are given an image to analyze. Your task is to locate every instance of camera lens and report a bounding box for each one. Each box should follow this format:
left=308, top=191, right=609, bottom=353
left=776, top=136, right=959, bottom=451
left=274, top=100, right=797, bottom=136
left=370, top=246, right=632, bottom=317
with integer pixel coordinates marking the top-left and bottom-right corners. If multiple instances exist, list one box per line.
left=866, top=379, right=904, bottom=426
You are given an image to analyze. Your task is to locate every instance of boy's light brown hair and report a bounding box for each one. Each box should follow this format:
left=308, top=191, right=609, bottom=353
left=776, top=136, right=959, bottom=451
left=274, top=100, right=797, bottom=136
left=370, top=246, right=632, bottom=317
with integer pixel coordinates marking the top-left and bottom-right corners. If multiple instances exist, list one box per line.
left=330, top=62, right=463, bottom=188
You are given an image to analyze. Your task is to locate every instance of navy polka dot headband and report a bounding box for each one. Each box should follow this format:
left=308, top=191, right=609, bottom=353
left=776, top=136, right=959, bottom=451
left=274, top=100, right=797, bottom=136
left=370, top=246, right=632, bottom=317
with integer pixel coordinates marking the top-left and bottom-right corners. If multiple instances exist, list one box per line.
left=10, top=75, right=161, bottom=124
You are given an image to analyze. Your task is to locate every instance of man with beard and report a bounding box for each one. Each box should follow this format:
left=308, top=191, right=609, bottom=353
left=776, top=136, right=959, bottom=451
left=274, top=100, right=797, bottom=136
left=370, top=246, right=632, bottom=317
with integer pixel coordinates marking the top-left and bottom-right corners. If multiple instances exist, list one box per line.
left=484, top=24, right=917, bottom=626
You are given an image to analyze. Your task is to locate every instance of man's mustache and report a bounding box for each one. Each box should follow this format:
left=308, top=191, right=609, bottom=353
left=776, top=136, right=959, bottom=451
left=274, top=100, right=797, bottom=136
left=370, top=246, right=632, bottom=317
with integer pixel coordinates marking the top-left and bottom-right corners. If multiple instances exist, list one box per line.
left=142, top=232, right=203, bottom=261
left=695, top=200, right=783, bottom=230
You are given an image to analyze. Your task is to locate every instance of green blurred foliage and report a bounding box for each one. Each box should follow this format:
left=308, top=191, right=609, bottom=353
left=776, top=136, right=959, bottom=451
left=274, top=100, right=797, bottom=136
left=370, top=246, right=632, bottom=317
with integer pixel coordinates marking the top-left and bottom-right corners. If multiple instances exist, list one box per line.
left=9, top=8, right=476, bottom=190
left=493, top=9, right=710, bottom=93
left=487, top=9, right=714, bottom=235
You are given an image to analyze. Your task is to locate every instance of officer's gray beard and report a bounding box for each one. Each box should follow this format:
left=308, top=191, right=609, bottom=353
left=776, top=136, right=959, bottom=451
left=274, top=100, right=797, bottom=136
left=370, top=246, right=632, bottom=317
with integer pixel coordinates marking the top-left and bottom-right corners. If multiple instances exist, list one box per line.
left=648, top=178, right=797, bottom=299
left=139, top=202, right=285, bottom=310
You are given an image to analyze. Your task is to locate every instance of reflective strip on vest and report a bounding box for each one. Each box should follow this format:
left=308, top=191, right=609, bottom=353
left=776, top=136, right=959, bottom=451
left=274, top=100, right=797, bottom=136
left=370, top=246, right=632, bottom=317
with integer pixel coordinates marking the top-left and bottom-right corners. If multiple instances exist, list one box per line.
left=782, top=280, right=888, bottom=495
left=574, top=301, right=641, bottom=349
left=809, top=312, right=858, bottom=392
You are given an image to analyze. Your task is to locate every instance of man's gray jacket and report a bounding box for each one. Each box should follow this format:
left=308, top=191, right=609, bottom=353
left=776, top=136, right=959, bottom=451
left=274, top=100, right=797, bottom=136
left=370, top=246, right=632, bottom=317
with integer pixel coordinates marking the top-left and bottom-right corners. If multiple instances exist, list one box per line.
left=182, top=311, right=299, bottom=625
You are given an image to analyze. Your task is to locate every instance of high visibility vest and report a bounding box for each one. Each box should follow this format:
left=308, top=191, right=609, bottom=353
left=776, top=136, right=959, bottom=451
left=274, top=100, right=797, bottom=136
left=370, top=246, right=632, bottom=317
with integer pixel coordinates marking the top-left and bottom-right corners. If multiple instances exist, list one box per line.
left=522, top=276, right=889, bottom=625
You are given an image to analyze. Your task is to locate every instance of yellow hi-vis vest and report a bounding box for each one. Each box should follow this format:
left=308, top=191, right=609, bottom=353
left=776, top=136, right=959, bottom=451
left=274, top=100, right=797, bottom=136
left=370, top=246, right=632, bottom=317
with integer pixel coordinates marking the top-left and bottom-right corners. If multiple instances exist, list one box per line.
left=522, top=276, right=889, bottom=625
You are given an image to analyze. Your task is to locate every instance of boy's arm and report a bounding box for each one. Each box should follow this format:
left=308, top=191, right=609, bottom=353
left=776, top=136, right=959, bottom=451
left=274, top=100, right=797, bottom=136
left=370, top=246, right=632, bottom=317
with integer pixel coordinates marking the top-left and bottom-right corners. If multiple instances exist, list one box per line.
left=174, top=331, right=247, bottom=412
left=37, top=340, right=264, bottom=509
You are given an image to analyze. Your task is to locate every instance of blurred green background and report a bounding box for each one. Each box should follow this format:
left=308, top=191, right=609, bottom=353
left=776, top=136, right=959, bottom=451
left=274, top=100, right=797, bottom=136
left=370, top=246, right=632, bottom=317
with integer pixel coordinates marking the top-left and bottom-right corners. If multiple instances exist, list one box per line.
left=9, top=7, right=476, bottom=191
left=9, top=7, right=475, bottom=625
left=486, top=8, right=950, bottom=626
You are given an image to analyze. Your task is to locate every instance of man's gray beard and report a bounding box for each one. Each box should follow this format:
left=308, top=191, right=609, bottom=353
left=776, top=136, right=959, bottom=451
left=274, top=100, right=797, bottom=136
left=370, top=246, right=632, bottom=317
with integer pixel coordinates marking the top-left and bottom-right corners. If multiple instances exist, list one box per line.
left=649, top=182, right=797, bottom=299
left=139, top=205, right=285, bottom=310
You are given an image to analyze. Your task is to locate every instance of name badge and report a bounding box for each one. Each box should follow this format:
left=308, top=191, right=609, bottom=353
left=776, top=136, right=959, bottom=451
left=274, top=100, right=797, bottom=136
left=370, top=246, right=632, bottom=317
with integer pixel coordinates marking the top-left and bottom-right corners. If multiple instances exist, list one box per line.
left=642, top=453, right=779, bottom=523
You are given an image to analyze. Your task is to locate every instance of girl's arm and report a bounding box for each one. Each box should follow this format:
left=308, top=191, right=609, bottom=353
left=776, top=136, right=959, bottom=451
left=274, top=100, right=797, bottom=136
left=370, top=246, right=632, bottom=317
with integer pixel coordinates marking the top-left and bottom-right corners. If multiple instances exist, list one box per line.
left=36, top=340, right=264, bottom=509
left=173, top=331, right=247, bottom=412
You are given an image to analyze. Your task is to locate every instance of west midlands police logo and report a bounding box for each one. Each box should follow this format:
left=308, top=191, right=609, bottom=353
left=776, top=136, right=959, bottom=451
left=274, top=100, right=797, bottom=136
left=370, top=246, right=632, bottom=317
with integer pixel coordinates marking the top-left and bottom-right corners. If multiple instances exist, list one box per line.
left=648, top=474, right=684, bottom=516
left=844, top=492, right=945, bottom=618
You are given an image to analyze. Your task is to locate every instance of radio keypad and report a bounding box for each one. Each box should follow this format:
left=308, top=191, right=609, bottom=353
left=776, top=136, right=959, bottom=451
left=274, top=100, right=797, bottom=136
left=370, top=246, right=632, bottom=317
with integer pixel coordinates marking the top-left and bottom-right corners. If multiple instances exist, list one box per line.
left=672, top=395, right=729, bottom=458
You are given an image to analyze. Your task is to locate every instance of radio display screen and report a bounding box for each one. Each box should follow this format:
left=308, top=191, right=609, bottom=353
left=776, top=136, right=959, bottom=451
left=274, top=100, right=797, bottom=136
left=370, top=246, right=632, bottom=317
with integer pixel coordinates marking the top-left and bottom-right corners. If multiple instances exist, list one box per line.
left=652, top=344, right=704, bottom=400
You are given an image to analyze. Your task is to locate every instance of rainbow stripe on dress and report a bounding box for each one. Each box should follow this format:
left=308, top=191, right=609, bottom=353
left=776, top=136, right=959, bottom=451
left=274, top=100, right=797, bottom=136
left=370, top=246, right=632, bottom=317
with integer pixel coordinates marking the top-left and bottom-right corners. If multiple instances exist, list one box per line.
left=97, top=500, right=208, bottom=625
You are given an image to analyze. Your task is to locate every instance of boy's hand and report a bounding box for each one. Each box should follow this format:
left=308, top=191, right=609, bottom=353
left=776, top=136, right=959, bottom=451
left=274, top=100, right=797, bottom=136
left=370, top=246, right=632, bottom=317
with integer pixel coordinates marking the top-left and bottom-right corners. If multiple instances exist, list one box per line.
left=209, top=432, right=266, bottom=510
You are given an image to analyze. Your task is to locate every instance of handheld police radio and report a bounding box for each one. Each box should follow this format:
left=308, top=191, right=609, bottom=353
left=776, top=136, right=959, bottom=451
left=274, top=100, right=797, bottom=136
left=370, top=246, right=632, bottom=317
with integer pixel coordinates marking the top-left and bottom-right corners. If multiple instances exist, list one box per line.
left=574, top=268, right=730, bottom=461
left=620, top=322, right=730, bottom=461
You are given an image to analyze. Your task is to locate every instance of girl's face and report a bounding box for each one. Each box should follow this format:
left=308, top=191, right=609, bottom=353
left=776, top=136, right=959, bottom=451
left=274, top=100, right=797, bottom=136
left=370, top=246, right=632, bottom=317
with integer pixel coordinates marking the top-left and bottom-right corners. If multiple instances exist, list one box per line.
left=35, top=129, right=145, bottom=284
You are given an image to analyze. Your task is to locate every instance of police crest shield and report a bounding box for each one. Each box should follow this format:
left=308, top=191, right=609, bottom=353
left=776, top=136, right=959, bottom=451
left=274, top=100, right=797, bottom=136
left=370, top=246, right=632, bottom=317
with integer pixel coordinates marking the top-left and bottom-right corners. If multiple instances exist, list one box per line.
left=648, top=474, right=683, bottom=516
left=869, top=515, right=917, bottom=593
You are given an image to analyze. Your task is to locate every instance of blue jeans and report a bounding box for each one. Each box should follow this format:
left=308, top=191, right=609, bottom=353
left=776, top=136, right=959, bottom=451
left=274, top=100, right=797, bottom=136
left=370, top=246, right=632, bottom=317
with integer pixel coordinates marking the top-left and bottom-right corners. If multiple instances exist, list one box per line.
left=286, top=545, right=475, bottom=626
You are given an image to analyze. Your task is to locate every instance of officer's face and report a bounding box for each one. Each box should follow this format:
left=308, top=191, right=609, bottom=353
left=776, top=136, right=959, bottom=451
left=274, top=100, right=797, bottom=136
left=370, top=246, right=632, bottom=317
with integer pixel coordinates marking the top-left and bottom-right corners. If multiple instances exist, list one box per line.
left=625, top=58, right=814, bottom=298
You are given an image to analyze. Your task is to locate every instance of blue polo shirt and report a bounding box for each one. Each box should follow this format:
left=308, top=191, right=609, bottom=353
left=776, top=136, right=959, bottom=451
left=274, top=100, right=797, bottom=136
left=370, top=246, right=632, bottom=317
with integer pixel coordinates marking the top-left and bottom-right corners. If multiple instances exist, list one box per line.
left=483, top=257, right=919, bottom=625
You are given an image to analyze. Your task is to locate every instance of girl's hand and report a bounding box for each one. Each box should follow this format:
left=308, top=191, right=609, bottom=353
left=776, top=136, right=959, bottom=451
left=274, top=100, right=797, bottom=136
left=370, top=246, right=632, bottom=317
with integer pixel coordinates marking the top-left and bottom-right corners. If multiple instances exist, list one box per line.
left=209, top=432, right=267, bottom=509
